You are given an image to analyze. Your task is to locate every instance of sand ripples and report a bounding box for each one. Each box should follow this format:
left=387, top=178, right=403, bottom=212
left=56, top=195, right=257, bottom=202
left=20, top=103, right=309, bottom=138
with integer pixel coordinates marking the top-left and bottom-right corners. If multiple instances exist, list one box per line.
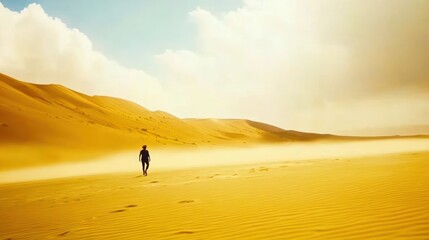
left=1, top=152, right=429, bottom=239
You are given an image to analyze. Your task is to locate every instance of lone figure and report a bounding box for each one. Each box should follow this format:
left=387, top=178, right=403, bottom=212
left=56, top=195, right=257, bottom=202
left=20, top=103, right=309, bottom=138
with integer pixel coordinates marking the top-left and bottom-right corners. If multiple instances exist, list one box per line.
left=139, top=145, right=151, bottom=176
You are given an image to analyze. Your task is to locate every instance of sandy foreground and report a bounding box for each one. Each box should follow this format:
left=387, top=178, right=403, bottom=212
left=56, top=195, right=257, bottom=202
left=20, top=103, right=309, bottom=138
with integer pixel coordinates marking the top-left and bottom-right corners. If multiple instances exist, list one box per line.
left=1, top=141, right=429, bottom=239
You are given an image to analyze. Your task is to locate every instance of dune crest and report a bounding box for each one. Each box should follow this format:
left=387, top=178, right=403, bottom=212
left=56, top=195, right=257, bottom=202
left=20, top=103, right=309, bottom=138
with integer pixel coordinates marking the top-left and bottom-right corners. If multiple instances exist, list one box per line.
left=0, top=73, right=338, bottom=169
left=1, top=73, right=427, bottom=170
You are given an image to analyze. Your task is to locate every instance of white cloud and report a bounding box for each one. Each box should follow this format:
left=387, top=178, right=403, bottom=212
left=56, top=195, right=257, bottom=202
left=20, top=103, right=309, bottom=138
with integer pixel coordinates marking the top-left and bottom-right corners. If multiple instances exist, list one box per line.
left=156, top=0, right=429, bottom=134
left=0, top=3, right=166, bottom=108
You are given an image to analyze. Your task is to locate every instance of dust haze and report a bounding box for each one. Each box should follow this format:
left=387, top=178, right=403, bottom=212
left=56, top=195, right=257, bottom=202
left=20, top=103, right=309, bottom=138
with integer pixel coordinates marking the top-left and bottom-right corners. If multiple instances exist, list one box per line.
left=1, top=138, right=428, bottom=183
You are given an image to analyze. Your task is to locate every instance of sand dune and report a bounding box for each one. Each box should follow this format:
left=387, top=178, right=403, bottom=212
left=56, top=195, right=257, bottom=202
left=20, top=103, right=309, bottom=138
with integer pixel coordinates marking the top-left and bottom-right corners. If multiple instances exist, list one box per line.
left=0, top=73, right=336, bottom=170
left=1, top=151, right=428, bottom=239
left=343, top=125, right=429, bottom=137
left=1, top=73, right=429, bottom=239
left=2, top=73, right=426, bottom=171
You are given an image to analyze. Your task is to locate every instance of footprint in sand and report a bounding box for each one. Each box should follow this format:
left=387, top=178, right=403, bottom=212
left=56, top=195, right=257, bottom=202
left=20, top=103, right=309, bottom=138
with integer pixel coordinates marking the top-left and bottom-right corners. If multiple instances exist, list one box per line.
left=149, top=181, right=159, bottom=184
left=125, top=205, right=138, bottom=208
left=178, top=200, right=195, bottom=204
left=208, top=174, right=220, bottom=178
left=58, top=231, right=70, bottom=236
left=110, top=209, right=126, bottom=213
left=175, top=231, right=194, bottom=235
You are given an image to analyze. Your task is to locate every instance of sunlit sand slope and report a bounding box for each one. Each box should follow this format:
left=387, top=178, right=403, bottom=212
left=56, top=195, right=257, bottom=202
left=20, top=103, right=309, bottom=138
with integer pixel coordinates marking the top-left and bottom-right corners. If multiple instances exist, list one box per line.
left=1, top=151, right=428, bottom=239
left=0, top=73, right=336, bottom=169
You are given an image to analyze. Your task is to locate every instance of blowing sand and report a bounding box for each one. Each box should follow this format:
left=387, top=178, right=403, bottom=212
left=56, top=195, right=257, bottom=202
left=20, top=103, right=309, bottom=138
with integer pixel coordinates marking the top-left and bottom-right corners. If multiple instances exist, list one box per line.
left=0, top=138, right=428, bottom=183
left=1, top=144, right=429, bottom=239
left=2, top=72, right=351, bottom=170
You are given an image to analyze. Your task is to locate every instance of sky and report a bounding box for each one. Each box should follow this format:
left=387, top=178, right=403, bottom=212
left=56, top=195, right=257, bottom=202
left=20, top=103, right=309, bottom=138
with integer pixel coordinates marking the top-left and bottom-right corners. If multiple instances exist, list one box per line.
left=0, top=0, right=242, bottom=72
left=0, top=0, right=428, bottom=135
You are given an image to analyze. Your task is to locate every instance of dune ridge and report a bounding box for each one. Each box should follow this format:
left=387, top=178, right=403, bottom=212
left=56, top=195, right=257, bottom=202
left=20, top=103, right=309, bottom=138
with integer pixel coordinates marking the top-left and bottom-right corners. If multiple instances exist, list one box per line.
left=0, top=73, right=341, bottom=170
left=1, top=73, right=427, bottom=170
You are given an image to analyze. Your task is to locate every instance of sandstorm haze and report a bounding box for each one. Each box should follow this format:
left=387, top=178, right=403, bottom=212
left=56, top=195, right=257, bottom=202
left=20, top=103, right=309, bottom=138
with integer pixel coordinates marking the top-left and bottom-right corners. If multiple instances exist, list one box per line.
left=0, top=0, right=428, bottom=135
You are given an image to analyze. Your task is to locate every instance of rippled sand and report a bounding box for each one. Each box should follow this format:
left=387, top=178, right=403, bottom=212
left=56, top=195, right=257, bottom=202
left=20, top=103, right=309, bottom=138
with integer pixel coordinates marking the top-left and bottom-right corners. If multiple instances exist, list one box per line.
left=1, top=151, right=429, bottom=239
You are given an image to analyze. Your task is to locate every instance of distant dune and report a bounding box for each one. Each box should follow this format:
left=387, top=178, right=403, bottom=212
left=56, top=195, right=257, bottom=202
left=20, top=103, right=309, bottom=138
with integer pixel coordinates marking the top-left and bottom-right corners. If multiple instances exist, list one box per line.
left=0, top=73, right=337, bottom=169
left=343, top=125, right=429, bottom=137
left=0, top=73, right=426, bottom=169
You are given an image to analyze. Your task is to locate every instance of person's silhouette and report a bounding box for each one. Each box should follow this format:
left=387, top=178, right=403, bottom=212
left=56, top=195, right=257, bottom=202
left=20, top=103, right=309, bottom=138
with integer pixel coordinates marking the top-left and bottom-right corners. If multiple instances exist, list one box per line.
left=139, top=145, right=151, bottom=176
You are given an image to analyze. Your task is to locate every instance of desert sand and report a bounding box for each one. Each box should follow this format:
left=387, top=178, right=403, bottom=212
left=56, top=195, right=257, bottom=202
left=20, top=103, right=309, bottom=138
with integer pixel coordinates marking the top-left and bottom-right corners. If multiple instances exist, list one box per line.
left=1, top=73, right=429, bottom=239
left=1, top=146, right=429, bottom=239
left=0, top=73, right=345, bottom=170
left=1, top=73, right=416, bottom=171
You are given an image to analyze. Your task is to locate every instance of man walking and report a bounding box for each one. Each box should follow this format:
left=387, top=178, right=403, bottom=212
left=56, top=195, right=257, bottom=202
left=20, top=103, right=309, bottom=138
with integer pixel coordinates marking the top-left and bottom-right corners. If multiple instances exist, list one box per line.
left=139, top=145, right=151, bottom=176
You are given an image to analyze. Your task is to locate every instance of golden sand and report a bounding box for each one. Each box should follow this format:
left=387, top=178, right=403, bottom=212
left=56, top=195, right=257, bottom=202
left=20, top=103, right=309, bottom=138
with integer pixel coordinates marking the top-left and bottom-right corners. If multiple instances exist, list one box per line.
left=1, top=151, right=428, bottom=239
left=0, top=73, right=343, bottom=170
left=1, top=73, right=429, bottom=239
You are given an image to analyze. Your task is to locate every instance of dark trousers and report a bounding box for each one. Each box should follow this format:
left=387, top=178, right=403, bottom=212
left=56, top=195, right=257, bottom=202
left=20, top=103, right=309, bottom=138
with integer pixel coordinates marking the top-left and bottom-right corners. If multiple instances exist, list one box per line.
left=142, top=159, right=149, bottom=172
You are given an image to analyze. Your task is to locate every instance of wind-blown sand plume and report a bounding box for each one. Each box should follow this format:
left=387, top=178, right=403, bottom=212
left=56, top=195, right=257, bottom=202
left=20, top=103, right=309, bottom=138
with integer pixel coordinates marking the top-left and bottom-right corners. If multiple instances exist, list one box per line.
left=1, top=74, right=429, bottom=239
left=0, top=72, right=355, bottom=170
left=2, top=72, right=426, bottom=170
left=1, top=73, right=428, bottom=239
left=1, top=151, right=429, bottom=239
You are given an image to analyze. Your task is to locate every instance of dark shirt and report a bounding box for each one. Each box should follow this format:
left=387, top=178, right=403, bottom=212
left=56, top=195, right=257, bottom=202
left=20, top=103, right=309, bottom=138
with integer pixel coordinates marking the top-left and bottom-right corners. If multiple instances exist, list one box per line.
left=140, top=149, right=150, bottom=161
